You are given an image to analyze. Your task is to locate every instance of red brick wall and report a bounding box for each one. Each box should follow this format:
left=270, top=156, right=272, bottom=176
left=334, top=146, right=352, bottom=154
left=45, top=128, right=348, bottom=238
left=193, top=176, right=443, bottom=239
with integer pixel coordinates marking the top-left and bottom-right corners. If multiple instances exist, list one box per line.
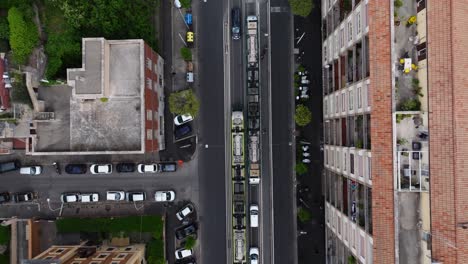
left=428, top=1, right=468, bottom=263
left=368, top=0, right=395, bottom=263
left=144, top=43, right=160, bottom=152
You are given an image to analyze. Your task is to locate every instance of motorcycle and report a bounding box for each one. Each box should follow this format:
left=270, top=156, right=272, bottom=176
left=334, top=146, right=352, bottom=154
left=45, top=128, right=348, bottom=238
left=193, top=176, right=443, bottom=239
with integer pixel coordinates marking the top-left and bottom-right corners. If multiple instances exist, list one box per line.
left=52, top=162, right=61, bottom=175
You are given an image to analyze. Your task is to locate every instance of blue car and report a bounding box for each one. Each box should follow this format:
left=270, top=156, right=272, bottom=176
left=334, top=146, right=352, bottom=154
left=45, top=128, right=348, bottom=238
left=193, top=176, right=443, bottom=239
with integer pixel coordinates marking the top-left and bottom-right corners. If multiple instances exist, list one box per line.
left=185, top=13, right=192, bottom=26
left=175, top=124, right=192, bottom=140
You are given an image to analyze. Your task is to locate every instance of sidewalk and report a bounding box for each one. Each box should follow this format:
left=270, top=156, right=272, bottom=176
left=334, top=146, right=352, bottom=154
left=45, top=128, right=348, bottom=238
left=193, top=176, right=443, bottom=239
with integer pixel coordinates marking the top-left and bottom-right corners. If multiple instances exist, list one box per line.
left=293, top=1, right=326, bottom=263
left=158, top=1, right=197, bottom=162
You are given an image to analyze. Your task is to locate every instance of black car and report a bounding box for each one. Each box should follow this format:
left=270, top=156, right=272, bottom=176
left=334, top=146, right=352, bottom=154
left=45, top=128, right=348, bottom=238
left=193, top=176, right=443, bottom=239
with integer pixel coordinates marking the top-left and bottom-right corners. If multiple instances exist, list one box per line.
left=158, top=162, right=177, bottom=172
left=0, top=192, right=10, bottom=203
left=0, top=160, right=20, bottom=173
left=175, top=223, right=197, bottom=240
left=231, top=7, right=241, bottom=40
left=65, top=164, right=87, bottom=174
left=176, top=258, right=196, bottom=264
left=175, top=124, right=192, bottom=140
left=13, top=192, right=35, bottom=203
left=116, top=163, right=136, bottom=173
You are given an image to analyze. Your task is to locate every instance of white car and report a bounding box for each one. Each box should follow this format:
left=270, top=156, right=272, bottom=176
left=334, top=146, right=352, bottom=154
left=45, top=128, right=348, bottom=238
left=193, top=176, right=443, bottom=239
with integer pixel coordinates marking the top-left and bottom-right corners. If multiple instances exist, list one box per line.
left=81, top=193, right=99, bottom=202
left=61, top=193, right=81, bottom=203
left=106, top=191, right=125, bottom=201
left=174, top=0, right=181, bottom=8
left=175, top=248, right=193, bottom=260
left=137, top=164, right=159, bottom=173
left=250, top=204, right=259, bottom=228
left=176, top=203, right=195, bottom=221
left=249, top=247, right=259, bottom=264
left=155, top=191, right=175, bottom=202
left=20, top=166, right=42, bottom=175
left=90, top=164, right=112, bottom=174
left=174, top=114, right=193, bottom=126
left=127, top=191, right=146, bottom=202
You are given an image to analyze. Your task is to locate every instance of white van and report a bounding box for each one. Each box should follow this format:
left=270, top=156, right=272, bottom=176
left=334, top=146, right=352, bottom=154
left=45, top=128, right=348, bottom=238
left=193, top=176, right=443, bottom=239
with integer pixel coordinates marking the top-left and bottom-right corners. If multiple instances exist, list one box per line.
left=20, top=166, right=42, bottom=175
left=250, top=204, right=259, bottom=228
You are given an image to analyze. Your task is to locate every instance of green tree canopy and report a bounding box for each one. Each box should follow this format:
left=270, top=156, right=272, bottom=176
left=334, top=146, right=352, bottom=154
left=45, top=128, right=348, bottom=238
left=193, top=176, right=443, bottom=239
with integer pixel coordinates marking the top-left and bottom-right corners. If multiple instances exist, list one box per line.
left=180, top=47, right=192, bottom=61
left=169, top=89, right=200, bottom=117
left=184, top=235, right=196, bottom=249
left=7, top=7, right=38, bottom=64
left=289, top=0, right=314, bottom=18
left=298, top=207, right=311, bottom=223
left=295, top=104, right=312, bottom=127
left=295, top=162, right=308, bottom=175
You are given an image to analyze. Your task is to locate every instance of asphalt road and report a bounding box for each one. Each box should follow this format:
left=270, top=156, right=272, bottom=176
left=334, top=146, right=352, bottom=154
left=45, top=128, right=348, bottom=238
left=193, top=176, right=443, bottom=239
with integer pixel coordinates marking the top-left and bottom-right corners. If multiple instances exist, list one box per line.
left=270, top=0, right=297, bottom=263
left=195, top=0, right=229, bottom=263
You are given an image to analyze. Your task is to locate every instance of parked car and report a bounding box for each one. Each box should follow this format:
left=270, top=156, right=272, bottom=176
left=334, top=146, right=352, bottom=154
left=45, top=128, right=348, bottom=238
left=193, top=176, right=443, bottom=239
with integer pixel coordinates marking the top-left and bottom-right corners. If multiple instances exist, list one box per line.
left=13, top=192, right=35, bottom=203
left=126, top=191, right=146, bottom=202
left=177, top=258, right=196, bottom=264
left=81, top=193, right=99, bottom=202
left=175, top=248, right=193, bottom=260
left=106, top=191, right=125, bottom=201
left=250, top=204, right=259, bottom=228
left=186, top=31, right=194, bottom=45
left=116, top=163, right=135, bottom=173
left=90, top=164, right=112, bottom=174
left=65, top=164, right=87, bottom=174
left=175, top=124, right=192, bottom=140
left=0, top=160, right=20, bottom=173
left=155, top=191, right=175, bottom=202
left=176, top=203, right=195, bottom=221
left=174, top=114, right=193, bottom=126
left=158, top=162, right=177, bottom=172
left=61, top=193, right=81, bottom=203
left=231, top=7, right=241, bottom=40
left=249, top=247, right=259, bottom=264
left=0, top=192, right=10, bottom=204
left=19, top=166, right=42, bottom=175
left=175, top=223, right=197, bottom=240
left=137, top=164, right=159, bottom=173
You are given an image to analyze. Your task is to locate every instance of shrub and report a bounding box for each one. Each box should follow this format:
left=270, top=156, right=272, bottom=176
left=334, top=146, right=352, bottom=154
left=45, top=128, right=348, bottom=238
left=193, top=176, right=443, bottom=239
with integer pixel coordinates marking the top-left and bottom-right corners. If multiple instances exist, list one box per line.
left=11, top=74, right=32, bottom=106
left=297, top=207, right=311, bottom=223
left=180, top=0, right=192, bottom=8
left=396, top=113, right=412, bottom=123
left=348, top=255, right=357, bottom=264
left=0, top=225, right=10, bottom=245
left=295, top=162, right=308, bottom=175
left=180, top=47, right=192, bottom=61
left=289, top=0, right=314, bottom=17
left=294, top=104, right=312, bottom=127
left=100, top=97, right=108, bottom=103
left=184, top=235, right=196, bottom=249
left=7, top=7, right=39, bottom=64
left=400, top=98, right=421, bottom=111
left=394, top=0, right=403, bottom=8
left=169, top=89, right=200, bottom=117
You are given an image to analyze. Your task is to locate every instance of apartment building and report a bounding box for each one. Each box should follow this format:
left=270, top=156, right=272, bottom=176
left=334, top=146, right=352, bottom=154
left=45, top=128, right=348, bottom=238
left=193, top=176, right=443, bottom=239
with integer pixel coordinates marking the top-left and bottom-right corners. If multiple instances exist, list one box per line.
left=27, top=38, right=165, bottom=155
left=322, top=0, right=468, bottom=263
left=25, top=243, right=145, bottom=264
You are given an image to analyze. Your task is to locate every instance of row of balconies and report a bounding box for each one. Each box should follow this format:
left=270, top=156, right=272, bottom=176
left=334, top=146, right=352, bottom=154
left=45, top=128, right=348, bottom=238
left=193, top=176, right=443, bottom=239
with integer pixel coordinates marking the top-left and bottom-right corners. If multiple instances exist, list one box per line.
left=324, top=145, right=372, bottom=187
left=324, top=79, right=371, bottom=119
left=324, top=114, right=371, bottom=149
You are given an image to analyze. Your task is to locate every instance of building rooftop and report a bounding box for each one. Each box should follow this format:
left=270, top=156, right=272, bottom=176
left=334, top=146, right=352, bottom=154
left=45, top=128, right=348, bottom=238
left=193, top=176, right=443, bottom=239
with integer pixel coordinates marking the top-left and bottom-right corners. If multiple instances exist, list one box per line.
left=31, top=38, right=146, bottom=154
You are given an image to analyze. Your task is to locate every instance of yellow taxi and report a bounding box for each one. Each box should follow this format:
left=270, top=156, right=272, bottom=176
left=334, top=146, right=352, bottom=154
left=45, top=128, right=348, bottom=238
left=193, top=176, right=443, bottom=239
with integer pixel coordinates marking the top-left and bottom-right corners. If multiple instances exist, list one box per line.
left=187, top=31, right=194, bottom=43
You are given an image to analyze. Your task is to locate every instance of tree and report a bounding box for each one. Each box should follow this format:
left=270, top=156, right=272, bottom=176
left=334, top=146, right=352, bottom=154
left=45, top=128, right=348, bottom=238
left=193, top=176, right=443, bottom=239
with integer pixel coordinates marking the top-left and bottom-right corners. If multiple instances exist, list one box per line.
left=297, top=207, right=311, bottom=223
left=180, top=0, right=192, bottom=8
left=289, top=0, right=313, bottom=18
left=295, top=162, right=308, bottom=175
left=184, top=236, right=196, bottom=250
left=169, top=89, right=200, bottom=117
left=180, top=47, right=192, bottom=61
left=7, top=7, right=39, bottom=64
left=0, top=17, right=9, bottom=40
left=295, top=104, right=312, bottom=127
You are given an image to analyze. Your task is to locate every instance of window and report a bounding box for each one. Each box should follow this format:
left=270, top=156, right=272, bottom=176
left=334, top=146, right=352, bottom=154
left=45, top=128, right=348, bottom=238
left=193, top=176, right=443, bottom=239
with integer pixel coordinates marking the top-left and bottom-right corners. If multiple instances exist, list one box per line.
left=44, top=256, right=54, bottom=260
left=159, top=75, right=163, bottom=86
left=154, top=63, right=157, bottom=72
left=146, top=110, right=153, bottom=121
left=356, top=12, right=361, bottom=34
left=325, top=149, right=328, bottom=165
left=335, top=94, right=339, bottom=113
left=147, top=129, right=153, bottom=140
left=106, top=247, right=115, bottom=251
left=350, top=153, right=355, bottom=174
left=153, top=82, right=158, bottom=91
left=348, top=21, right=353, bottom=42
left=343, top=152, right=347, bottom=172
left=358, top=155, right=363, bottom=178
left=146, top=58, right=152, bottom=70
left=125, top=247, right=133, bottom=251
left=54, top=248, right=65, bottom=254
left=90, top=262, right=101, bottom=264
left=341, top=93, right=345, bottom=112
left=349, top=91, right=354, bottom=110
left=417, top=42, right=427, bottom=61
left=116, top=253, right=128, bottom=260
left=324, top=99, right=328, bottom=115
left=72, top=261, right=82, bottom=264
left=97, top=253, right=109, bottom=259
left=367, top=157, right=372, bottom=180
left=367, top=82, right=371, bottom=107
left=324, top=45, right=327, bottom=63
left=357, top=86, right=362, bottom=108
left=146, top=78, right=152, bottom=89
left=340, top=28, right=345, bottom=48
left=160, top=116, right=164, bottom=135
left=111, top=262, right=120, bottom=264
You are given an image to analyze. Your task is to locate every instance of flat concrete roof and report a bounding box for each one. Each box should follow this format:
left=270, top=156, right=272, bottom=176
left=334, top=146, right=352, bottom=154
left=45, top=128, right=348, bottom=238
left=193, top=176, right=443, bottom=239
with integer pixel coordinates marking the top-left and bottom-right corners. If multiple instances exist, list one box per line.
left=109, top=42, right=141, bottom=97
left=68, top=39, right=103, bottom=95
